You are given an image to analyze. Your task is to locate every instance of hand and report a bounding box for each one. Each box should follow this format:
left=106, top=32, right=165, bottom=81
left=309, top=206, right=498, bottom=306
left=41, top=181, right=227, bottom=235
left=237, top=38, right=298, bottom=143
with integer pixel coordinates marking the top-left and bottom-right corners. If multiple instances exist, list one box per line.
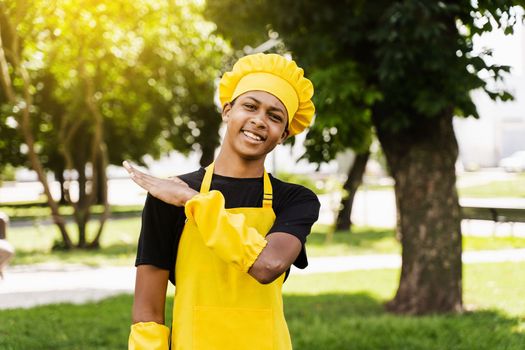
left=123, top=160, right=198, bottom=206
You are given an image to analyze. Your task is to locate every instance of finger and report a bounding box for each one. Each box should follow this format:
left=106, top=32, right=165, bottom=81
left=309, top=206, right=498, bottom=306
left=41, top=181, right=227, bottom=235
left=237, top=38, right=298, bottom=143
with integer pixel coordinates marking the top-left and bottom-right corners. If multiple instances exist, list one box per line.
left=123, top=161, right=151, bottom=185
left=123, top=163, right=156, bottom=189
left=134, top=170, right=162, bottom=186
left=168, top=176, right=190, bottom=187
left=123, top=163, right=156, bottom=185
left=130, top=171, right=153, bottom=190
left=131, top=170, right=158, bottom=189
left=169, top=176, right=185, bottom=184
left=123, top=161, right=152, bottom=179
left=122, top=160, right=134, bottom=174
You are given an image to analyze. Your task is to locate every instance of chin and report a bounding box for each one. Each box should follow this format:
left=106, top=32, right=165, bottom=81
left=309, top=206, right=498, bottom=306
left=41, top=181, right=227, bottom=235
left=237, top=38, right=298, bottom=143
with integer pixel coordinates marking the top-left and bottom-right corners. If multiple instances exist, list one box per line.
left=239, top=152, right=266, bottom=161
left=239, top=145, right=278, bottom=161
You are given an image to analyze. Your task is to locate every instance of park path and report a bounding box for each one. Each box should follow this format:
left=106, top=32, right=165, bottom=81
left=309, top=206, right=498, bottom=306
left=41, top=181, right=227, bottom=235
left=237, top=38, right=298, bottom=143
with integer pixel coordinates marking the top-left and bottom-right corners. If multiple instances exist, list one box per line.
left=1, top=248, right=524, bottom=310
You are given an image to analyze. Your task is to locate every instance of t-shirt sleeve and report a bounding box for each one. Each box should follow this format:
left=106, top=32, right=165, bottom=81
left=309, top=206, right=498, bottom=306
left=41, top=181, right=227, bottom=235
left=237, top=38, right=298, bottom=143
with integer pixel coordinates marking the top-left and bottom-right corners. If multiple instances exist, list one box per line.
left=135, top=193, right=185, bottom=273
left=268, top=186, right=320, bottom=269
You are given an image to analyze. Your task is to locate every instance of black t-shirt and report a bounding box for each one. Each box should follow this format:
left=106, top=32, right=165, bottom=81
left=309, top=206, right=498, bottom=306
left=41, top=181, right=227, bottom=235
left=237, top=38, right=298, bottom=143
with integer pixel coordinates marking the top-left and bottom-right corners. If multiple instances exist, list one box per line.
left=135, top=168, right=320, bottom=284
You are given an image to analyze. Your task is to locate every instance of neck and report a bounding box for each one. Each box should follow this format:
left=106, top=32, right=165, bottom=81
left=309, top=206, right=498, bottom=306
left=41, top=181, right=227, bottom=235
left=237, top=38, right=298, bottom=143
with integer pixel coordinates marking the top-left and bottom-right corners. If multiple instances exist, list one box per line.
left=213, top=150, right=266, bottom=178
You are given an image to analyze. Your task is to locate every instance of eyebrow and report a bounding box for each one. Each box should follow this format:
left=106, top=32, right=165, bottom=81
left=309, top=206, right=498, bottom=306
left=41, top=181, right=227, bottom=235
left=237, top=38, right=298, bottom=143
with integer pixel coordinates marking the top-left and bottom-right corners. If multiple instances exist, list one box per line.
left=244, top=96, right=286, bottom=115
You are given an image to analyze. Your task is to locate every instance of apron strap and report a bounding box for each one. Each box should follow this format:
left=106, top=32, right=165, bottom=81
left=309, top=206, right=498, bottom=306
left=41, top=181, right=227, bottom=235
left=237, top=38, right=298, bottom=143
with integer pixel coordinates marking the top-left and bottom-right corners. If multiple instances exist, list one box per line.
left=200, top=162, right=273, bottom=209
left=262, top=170, right=273, bottom=209
left=200, top=163, right=214, bottom=194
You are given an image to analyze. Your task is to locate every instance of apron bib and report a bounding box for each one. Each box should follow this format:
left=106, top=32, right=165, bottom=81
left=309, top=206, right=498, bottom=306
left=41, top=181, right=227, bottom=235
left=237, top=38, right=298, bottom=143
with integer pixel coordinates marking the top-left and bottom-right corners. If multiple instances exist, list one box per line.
left=171, top=163, right=292, bottom=350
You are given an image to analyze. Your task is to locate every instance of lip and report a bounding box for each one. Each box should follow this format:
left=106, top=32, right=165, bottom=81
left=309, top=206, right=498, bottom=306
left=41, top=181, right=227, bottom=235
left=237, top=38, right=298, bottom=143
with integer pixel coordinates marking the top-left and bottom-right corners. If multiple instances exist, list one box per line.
left=241, top=129, right=266, bottom=142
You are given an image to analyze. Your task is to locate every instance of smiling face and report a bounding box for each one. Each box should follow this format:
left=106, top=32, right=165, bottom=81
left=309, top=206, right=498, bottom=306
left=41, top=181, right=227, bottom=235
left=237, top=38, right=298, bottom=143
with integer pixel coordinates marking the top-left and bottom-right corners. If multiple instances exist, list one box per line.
left=221, top=90, right=290, bottom=162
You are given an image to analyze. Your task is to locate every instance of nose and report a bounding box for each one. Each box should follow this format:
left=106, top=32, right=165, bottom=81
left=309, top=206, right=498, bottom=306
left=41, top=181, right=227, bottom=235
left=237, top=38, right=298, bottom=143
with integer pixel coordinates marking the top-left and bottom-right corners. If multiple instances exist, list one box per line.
left=249, top=112, right=267, bottom=129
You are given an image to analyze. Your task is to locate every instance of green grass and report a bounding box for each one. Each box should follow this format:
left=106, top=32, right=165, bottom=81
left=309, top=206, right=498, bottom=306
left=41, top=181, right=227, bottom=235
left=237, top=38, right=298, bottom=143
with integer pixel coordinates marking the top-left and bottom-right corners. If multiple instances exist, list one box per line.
left=462, top=235, right=525, bottom=251
left=0, top=203, right=143, bottom=221
left=284, top=262, right=525, bottom=317
left=0, top=262, right=523, bottom=349
left=7, top=220, right=525, bottom=266
left=306, top=225, right=525, bottom=257
left=8, top=218, right=141, bottom=266
left=283, top=262, right=525, bottom=349
left=458, top=173, right=525, bottom=198
left=307, top=226, right=402, bottom=256
left=334, top=173, right=525, bottom=198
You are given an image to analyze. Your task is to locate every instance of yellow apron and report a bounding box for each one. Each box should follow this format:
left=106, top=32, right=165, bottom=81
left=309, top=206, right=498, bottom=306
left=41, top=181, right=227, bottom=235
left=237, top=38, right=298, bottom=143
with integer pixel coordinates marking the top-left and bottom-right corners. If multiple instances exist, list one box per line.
left=171, top=163, right=292, bottom=350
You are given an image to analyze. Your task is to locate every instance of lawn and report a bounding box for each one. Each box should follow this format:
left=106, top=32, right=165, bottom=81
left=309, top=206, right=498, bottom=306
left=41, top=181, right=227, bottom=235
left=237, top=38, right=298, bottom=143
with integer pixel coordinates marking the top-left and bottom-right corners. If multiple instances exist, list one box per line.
left=306, top=225, right=525, bottom=257
left=346, top=172, right=525, bottom=198
left=7, top=220, right=525, bottom=266
left=8, top=218, right=142, bottom=266
left=0, top=203, right=143, bottom=222
left=0, top=262, right=523, bottom=349
left=458, top=173, right=525, bottom=198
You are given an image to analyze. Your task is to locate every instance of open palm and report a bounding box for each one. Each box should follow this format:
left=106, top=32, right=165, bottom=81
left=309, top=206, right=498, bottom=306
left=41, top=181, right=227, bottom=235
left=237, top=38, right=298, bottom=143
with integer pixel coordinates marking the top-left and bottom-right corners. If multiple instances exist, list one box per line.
left=123, top=161, right=198, bottom=206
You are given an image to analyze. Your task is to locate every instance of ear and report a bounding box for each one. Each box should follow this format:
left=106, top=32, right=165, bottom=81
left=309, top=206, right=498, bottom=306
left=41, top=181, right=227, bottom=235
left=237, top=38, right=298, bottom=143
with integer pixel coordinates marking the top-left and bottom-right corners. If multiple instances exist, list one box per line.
left=278, top=129, right=290, bottom=144
left=221, top=103, right=232, bottom=123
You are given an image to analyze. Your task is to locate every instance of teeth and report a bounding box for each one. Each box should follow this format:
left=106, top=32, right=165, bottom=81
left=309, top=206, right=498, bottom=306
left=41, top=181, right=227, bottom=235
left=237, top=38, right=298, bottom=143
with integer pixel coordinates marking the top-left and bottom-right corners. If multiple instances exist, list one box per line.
left=243, top=130, right=262, bottom=141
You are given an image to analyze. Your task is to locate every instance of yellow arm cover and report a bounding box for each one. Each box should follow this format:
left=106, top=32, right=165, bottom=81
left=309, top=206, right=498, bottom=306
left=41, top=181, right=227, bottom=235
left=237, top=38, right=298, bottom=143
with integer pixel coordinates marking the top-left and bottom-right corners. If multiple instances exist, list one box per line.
left=185, top=191, right=268, bottom=272
left=128, top=322, right=170, bottom=350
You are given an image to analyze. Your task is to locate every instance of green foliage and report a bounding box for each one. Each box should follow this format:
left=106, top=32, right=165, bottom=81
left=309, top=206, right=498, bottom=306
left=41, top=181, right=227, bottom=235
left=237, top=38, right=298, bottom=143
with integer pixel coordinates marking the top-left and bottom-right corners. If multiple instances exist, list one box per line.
left=1, top=0, right=229, bottom=169
left=302, top=62, right=379, bottom=163
left=205, top=0, right=524, bottom=163
left=0, top=164, right=16, bottom=184
left=0, top=112, right=24, bottom=170
left=1, top=0, right=230, bottom=246
left=0, top=262, right=524, bottom=349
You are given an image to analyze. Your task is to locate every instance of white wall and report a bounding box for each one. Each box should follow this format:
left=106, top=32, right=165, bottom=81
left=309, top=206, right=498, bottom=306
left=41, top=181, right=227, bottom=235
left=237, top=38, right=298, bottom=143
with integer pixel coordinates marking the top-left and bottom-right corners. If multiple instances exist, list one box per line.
left=454, top=7, right=525, bottom=167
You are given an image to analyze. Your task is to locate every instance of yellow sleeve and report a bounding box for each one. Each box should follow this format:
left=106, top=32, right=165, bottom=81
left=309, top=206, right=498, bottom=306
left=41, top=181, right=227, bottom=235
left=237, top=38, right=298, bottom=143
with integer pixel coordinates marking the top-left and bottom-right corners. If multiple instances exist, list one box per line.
left=128, top=322, right=170, bottom=350
left=184, top=190, right=268, bottom=272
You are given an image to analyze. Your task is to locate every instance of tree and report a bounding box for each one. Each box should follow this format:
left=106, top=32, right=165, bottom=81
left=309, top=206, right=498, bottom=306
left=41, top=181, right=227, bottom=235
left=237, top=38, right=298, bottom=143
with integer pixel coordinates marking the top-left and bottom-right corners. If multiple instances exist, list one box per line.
left=0, top=106, right=25, bottom=175
left=303, top=63, right=379, bottom=231
left=205, top=0, right=522, bottom=314
left=1, top=0, right=228, bottom=248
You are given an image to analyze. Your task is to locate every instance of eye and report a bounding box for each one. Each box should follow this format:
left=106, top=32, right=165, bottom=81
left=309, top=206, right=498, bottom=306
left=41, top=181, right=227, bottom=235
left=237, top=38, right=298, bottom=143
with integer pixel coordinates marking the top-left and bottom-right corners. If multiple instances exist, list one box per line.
left=243, top=103, right=256, bottom=110
left=269, top=114, right=283, bottom=123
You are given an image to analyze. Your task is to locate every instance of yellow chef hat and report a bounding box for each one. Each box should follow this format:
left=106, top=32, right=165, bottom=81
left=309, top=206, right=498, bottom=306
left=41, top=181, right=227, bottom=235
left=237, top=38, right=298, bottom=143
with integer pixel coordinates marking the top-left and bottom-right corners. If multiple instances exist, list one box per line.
left=219, top=53, right=315, bottom=136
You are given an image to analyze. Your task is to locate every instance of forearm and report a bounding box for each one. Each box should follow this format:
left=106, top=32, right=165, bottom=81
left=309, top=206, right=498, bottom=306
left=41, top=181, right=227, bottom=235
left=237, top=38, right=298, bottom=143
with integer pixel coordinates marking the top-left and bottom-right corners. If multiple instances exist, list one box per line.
left=129, top=265, right=170, bottom=350
left=185, top=191, right=267, bottom=272
left=185, top=191, right=302, bottom=283
left=132, top=265, right=169, bottom=323
left=248, top=232, right=302, bottom=284
left=132, top=304, right=165, bottom=325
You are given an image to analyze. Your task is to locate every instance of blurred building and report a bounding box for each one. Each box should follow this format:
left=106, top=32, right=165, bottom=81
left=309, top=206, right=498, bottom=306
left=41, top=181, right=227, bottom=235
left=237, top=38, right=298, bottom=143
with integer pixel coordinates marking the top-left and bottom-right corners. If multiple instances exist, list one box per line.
left=454, top=8, right=525, bottom=168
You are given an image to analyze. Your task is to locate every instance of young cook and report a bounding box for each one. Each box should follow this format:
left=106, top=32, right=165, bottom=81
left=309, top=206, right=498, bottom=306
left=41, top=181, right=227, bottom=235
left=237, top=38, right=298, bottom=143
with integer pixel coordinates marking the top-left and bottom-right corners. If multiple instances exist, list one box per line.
left=126, top=53, right=320, bottom=350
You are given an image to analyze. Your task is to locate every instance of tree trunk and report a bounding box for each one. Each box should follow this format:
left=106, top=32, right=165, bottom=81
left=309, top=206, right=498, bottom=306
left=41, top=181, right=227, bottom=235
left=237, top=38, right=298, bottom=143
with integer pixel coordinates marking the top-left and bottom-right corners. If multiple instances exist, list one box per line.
left=54, top=167, right=67, bottom=205
left=375, top=112, right=463, bottom=315
left=88, top=144, right=110, bottom=249
left=75, top=166, right=89, bottom=248
left=81, top=69, right=110, bottom=249
left=75, top=201, right=93, bottom=249
left=336, top=150, right=370, bottom=231
left=94, top=159, right=105, bottom=205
